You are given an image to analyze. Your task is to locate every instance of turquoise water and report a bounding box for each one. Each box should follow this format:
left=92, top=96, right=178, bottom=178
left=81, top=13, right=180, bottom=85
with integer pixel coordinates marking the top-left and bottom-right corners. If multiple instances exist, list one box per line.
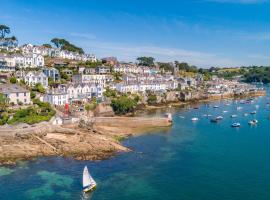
left=1, top=88, right=270, bottom=199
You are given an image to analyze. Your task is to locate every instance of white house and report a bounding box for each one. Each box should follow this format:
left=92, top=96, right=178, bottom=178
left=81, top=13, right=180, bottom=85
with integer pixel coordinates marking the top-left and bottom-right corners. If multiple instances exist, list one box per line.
left=44, top=89, right=69, bottom=106
left=24, top=71, right=48, bottom=88
left=0, top=84, right=31, bottom=105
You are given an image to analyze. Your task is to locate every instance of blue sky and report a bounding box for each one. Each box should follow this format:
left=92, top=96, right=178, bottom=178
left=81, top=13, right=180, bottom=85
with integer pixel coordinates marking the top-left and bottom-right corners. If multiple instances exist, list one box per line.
left=2, top=0, right=270, bottom=67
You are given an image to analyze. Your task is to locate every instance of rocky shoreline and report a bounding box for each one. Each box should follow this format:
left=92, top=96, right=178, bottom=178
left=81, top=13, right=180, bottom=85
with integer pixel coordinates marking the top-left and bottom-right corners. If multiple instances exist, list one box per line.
left=0, top=116, right=172, bottom=165
left=140, top=90, right=266, bottom=111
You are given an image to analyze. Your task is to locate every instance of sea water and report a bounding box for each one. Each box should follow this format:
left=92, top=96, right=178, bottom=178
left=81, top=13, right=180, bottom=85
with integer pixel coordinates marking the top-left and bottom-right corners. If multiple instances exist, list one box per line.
left=1, top=86, right=270, bottom=200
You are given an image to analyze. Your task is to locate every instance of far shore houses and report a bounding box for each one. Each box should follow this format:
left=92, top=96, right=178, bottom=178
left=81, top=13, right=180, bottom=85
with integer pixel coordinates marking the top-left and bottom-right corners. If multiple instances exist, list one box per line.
left=21, top=43, right=97, bottom=62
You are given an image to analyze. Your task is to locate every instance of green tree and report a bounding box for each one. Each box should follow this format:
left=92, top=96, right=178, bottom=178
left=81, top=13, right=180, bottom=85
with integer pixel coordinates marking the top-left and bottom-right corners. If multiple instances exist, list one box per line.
left=51, top=38, right=63, bottom=48
left=33, top=83, right=46, bottom=94
left=51, top=38, right=84, bottom=54
left=30, top=91, right=36, bottom=99
left=147, top=94, right=157, bottom=105
left=0, top=93, right=8, bottom=111
left=111, top=96, right=137, bottom=114
left=137, top=57, right=155, bottom=66
left=42, top=43, right=52, bottom=48
left=9, top=77, right=17, bottom=84
left=0, top=25, right=10, bottom=38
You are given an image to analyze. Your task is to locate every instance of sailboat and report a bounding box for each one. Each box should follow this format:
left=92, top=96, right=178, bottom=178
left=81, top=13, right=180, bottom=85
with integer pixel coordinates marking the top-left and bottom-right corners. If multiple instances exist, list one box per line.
left=83, top=166, right=97, bottom=193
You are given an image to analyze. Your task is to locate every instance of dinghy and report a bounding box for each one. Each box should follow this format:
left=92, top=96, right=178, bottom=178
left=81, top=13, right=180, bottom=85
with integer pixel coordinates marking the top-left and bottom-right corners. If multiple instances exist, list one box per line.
left=231, top=123, right=241, bottom=128
left=83, top=166, right=97, bottom=193
left=250, top=111, right=257, bottom=115
left=231, top=114, right=237, bottom=118
left=191, top=117, right=199, bottom=121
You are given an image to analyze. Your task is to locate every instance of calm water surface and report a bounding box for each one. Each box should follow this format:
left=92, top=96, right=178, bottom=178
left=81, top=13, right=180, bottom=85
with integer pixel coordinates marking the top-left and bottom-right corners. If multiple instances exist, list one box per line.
left=1, top=86, right=270, bottom=200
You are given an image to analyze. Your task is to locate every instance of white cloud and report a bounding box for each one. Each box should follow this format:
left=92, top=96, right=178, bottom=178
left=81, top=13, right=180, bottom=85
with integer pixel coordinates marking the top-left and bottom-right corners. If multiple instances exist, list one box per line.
left=79, top=40, right=242, bottom=67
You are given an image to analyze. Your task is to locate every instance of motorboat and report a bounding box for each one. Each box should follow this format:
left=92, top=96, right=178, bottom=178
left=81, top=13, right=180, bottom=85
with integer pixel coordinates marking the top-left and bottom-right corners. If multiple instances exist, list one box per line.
left=231, top=114, right=237, bottom=118
left=248, top=119, right=258, bottom=125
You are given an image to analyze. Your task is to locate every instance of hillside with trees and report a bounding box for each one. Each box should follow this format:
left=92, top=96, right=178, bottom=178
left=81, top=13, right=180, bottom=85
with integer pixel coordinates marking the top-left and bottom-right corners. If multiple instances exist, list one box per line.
left=50, top=38, right=84, bottom=54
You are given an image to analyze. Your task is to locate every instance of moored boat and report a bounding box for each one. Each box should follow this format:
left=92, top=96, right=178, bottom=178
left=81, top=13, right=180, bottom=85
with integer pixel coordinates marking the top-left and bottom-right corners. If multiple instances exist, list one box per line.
left=83, top=166, right=97, bottom=193
left=231, top=114, right=237, bottom=118
left=231, top=123, right=241, bottom=128
left=210, top=118, right=219, bottom=123
left=250, top=111, right=257, bottom=115
left=216, top=116, right=223, bottom=120
left=191, top=117, right=199, bottom=121
left=248, top=119, right=258, bottom=125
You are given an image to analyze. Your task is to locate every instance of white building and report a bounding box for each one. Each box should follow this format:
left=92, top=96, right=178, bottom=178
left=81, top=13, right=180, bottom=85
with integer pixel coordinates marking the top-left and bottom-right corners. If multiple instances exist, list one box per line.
left=0, top=84, right=31, bottom=105
left=24, top=71, right=48, bottom=88
left=61, top=83, right=103, bottom=100
left=72, top=74, right=113, bottom=87
left=0, top=53, right=44, bottom=68
left=44, top=90, right=69, bottom=106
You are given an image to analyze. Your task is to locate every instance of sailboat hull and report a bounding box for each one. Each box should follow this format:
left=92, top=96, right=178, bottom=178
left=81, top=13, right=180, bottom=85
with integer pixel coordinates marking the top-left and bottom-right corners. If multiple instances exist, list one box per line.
left=83, top=184, right=97, bottom=193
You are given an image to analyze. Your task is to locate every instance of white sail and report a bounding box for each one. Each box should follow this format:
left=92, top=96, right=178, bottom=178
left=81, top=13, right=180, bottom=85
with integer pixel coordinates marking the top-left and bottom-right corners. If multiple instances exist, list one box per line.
left=83, top=166, right=91, bottom=188
left=83, top=166, right=96, bottom=188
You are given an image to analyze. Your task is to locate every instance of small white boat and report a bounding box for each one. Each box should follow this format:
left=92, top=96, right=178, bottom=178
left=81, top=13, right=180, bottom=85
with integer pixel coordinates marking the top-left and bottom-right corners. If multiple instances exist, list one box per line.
left=83, top=166, right=97, bottom=193
left=250, top=111, right=257, bottom=115
left=223, top=110, right=228, bottom=113
left=248, top=119, right=258, bottom=125
left=231, top=114, right=237, bottom=118
left=243, top=113, right=249, bottom=117
left=179, top=115, right=185, bottom=119
left=236, top=106, right=242, bottom=110
left=191, top=117, right=199, bottom=121
left=255, top=105, right=259, bottom=109
left=213, top=105, right=219, bottom=108
left=216, top=116, right=223, bottom=120
left=231, top=123, right=241, bottom=127
left=225, top=103, right=230, bottom=106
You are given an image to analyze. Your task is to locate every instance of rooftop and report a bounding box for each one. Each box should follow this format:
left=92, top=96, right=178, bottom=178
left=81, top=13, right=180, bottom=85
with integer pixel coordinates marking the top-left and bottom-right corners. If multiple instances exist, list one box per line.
left=0, top=84, right=29, bottom=94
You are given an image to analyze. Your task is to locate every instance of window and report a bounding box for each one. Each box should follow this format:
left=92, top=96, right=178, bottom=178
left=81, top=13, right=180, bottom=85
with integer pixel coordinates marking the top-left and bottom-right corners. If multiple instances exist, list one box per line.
left=16, top=93, right=19, bottom=97
left=24, top=92, right=26, bottom=97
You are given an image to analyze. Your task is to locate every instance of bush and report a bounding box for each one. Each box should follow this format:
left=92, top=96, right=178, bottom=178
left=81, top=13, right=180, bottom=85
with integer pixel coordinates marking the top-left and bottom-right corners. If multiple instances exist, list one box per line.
left=7, top=99, right=56, bottom=125
left=30, top=91, right=36, bottom=99
left=0, top=112, right=9, bottom=125
left=9, top=77, right=17, bottom=84
left=32, top=83, right=45, bottom=94
left=147, top=94, right=157, bottom=105
left=111, top=96, right=137, bottom=114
